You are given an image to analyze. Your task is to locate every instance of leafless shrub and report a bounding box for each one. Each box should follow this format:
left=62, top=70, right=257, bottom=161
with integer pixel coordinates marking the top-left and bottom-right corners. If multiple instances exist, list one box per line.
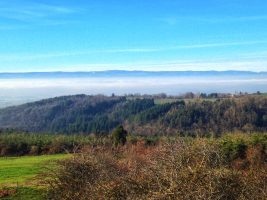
left=46, top=139, right=267, bottom=200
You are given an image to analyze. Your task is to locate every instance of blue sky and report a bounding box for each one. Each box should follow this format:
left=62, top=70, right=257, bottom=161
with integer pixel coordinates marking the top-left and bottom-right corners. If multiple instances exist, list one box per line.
left=0, top=0, right=267, bottom=72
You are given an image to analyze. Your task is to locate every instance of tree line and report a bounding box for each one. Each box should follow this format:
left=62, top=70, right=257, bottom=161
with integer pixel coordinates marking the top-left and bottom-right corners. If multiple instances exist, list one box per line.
left=0, top=95, right=266, bottom=136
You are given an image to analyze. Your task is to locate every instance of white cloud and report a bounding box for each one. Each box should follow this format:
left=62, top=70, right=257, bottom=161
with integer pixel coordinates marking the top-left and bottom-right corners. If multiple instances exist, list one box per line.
left=0, top=1, right=79, bottom=26
left=159, top=15, right=267, bottom=25
left=1, top=40, right=267, bottom=62
left=3, top=58, right=266, bottom=73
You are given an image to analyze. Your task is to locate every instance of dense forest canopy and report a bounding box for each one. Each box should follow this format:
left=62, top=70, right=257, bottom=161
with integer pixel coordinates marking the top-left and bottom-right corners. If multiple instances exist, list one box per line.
left=0, top=94, right=266, bottom=136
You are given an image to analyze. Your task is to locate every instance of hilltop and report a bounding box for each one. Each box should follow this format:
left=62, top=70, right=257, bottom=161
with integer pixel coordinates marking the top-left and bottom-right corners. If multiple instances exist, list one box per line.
left=0, top=94, right=266, bottom=135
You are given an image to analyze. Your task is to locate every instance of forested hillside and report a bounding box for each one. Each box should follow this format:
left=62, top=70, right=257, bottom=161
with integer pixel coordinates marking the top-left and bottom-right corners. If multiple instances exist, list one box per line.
left=0, top=95, right=266, bottom=136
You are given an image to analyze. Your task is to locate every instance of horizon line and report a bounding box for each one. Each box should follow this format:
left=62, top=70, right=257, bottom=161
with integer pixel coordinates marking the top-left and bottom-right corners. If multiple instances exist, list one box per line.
left=0, top=70, right=267, bottom=73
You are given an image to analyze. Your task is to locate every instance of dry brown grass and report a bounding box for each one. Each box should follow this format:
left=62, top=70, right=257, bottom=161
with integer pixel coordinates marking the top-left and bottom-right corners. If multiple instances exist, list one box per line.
left=46, top=138, right=267, bottom=200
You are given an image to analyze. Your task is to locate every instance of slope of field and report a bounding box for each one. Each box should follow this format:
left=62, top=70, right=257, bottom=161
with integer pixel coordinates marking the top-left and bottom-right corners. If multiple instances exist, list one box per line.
left=0, top=154, right=69, bottom=199
left=0, top=154, right=69, bottom=185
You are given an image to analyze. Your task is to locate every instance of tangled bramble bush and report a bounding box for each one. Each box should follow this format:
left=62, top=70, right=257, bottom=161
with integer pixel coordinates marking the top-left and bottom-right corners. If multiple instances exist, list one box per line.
left=47, top=136, right=267, bottom=200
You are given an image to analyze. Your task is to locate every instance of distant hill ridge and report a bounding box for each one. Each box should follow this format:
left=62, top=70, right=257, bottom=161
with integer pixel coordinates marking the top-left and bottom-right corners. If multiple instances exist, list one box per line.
left=0, top=94, right=266, bottom=135
left=0, top=70, right=267, bottom=78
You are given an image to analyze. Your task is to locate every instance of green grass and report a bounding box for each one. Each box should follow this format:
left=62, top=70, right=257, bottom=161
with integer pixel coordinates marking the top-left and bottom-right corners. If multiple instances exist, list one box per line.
left=0, top=154, right=69, bottom=186
left=0, top=154, right=69, bottom=199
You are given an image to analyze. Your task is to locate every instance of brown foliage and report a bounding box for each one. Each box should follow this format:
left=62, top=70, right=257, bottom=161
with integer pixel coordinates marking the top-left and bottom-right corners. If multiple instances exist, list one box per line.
left=46, top=139, right=267, bottom=200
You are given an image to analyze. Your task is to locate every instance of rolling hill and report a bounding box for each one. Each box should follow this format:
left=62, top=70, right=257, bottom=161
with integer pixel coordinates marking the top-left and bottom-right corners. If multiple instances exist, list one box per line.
left=0, top=94, right=266, bottom=135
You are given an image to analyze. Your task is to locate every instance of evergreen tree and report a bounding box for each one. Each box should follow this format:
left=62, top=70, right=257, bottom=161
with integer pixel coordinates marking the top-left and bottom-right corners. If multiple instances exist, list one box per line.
left=112, top=125, right=128, bottom=146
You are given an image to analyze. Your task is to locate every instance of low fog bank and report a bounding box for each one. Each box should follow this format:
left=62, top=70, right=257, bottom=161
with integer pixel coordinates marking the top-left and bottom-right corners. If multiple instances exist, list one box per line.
left=0, top=77, right=266, bottom=108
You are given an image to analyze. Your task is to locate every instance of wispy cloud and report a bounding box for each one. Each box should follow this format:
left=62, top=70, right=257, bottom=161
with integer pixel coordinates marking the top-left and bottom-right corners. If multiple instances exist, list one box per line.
left=0, top=1, right=79, bottom=27
left=1, top=40, right=266, bottom=62
left=163, top=41, right=267, bottom=50
left=159, top=15, right=267, bottom=25
left=1, top=58, right=267, bottom=73
left=199, top=15, right=267, bottom=23
left=103, top=41, right=267, bottom=53
left=19, top=60, right=267, bottom=73
left=3, top=52, right=267, bottom=73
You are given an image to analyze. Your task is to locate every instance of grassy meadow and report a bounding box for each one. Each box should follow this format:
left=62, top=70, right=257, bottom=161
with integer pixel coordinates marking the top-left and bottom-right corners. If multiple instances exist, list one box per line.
left=0, top=154, right=69, bottom=185
left=0, top=154, right=69, bottom=199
